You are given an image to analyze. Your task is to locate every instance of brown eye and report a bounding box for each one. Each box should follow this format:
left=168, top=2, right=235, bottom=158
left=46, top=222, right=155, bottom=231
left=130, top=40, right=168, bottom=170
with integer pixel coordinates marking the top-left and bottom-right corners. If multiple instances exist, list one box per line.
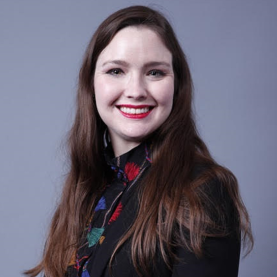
left=107, top=68, right=123, bottom=75
left=148, top=70, right=165, bottom=77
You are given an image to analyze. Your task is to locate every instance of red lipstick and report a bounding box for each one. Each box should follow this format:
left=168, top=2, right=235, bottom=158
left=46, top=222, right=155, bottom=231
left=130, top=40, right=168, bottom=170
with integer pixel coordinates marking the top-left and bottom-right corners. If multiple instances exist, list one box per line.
left=117, top=105, right=153, bottom=119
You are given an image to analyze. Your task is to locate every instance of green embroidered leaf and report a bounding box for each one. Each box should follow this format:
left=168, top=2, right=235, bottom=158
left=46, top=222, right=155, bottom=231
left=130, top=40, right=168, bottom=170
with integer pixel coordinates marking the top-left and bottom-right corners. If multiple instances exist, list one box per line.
left=87, top=227, right=105, bottom=247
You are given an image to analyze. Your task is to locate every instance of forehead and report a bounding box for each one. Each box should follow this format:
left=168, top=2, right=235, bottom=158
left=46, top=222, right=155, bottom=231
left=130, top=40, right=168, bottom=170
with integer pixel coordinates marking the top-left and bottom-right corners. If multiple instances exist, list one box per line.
left=96, top=26, right=172, bottom=65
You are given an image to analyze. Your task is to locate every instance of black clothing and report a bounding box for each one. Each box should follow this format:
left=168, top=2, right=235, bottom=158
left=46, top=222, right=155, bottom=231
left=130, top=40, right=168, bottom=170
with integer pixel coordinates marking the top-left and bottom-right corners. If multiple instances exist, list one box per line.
left=66, top=143, right=240, bottom=277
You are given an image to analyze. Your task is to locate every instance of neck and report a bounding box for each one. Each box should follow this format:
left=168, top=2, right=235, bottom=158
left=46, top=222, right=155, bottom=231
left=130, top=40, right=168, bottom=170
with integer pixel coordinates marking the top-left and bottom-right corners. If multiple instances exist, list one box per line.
left=110, top=138, right=141, bottom=157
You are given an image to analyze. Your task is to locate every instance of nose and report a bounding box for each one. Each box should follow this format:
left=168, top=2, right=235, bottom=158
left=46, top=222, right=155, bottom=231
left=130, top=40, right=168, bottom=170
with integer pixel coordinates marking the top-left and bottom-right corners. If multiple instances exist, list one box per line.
left=124, top=73, right=147, bottom=100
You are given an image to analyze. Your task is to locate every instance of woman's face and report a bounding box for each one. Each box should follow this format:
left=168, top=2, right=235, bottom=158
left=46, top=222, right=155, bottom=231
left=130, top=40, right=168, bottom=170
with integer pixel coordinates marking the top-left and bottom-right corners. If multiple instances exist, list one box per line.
left=94, top=26, right=174, bottom=155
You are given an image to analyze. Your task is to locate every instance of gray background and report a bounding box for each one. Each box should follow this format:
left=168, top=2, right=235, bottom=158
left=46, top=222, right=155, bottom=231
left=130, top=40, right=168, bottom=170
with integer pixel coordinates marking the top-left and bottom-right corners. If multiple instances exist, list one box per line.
left=0, top=0, right=276, bottom=276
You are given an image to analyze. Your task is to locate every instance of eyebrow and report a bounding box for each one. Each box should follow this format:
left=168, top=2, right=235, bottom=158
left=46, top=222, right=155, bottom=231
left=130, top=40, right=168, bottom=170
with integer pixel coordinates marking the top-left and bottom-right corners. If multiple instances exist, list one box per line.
left=101, top=60, right=172, bottom=69
left=102, top=60, right=129, bottom=67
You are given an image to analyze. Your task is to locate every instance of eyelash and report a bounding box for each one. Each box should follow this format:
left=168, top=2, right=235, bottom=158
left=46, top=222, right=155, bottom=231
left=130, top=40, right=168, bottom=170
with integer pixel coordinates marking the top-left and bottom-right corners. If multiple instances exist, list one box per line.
left=106, top=68, right=166, bottom=77
left=106, top=68, right=124, bottom=75
left=147, top=69, right=165, bottom=77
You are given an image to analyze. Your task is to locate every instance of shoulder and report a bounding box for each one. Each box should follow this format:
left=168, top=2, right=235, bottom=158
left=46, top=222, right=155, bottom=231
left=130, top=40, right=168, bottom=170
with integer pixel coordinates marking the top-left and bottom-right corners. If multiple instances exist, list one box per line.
left=171, top=165, right=241, bottom=276
left=191, top=163, right=238, bottom=202
left=190, top=164, right=240, bottom=234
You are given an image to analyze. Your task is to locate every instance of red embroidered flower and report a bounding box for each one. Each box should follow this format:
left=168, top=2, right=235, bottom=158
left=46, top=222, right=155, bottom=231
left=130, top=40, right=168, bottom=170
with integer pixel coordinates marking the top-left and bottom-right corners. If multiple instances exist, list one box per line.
left=124, top=162, right=140, bottom=181
left=108, top=202, right=123, bottom=224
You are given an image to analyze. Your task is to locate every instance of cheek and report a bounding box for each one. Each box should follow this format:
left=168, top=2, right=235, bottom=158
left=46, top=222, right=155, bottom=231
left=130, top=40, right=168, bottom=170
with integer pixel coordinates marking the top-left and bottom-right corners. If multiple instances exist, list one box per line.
left=94, top=76, right=121, bottom=103
left=155, top=82, right=174, bottom=108
left=94, top=77, right=119, bottom=106
left=94, top=80, right=108, bottom=115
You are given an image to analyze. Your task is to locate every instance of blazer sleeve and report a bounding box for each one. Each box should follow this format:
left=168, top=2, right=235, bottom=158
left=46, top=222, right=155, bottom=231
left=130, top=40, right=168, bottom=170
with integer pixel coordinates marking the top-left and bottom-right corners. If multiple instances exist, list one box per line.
left=171, top=235, right=241, bottom=277
left=172, top=177, right=241, bottom=277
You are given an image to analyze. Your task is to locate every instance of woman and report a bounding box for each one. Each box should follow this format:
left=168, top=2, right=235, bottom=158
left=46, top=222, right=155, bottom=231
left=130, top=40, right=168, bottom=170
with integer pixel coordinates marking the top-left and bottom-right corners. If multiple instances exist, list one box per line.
left=25, top=5, right=253, bottom=277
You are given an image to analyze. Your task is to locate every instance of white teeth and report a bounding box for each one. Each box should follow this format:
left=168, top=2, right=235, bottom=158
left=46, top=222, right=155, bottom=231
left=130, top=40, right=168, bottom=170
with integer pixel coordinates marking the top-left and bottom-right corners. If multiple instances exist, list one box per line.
left=120, top=107, right=150, bottom=114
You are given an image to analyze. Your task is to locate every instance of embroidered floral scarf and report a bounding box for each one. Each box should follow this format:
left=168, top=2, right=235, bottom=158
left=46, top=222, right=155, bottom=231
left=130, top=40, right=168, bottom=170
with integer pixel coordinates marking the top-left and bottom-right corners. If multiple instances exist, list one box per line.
left=66, top=142, right=152, bottom=277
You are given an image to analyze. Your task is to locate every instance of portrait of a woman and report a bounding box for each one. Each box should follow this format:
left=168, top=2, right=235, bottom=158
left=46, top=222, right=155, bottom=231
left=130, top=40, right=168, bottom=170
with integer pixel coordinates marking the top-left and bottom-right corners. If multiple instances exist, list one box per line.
left=25, top=5, right=253, bottom=277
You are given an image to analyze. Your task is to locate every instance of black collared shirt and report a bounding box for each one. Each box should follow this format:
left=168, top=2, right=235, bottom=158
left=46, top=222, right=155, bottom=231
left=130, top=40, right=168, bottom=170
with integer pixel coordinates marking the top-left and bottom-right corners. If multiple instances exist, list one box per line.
left=66, top=142, right=152, bottom=277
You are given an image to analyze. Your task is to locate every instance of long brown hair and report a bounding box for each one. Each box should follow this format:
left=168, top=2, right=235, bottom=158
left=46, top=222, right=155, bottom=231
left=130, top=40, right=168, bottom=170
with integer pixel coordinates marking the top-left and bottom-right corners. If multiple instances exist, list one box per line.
left=25, top=5, right=253, bottom=277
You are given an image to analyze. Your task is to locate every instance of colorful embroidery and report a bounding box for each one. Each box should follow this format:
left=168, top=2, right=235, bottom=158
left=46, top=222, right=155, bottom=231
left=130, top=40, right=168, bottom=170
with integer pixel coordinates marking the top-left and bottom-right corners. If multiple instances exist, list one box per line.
left=87, top=227, right=105, bottom=247
left=95, top=196, right=106, bottom=211
left=99, top=236, right=105, bottom=244
left=74, top=254, right=89, bottom=270
left=125, top=162, right=140, bottom=181
left=81, top=270, right=90, bottom=277
left=145, top=143, right=152, bottom=163
left=68, top=250, right=77, bottom=266
left=110, top=165, right=128, bottom=181
left=66, top=142, right=151, bottom=276
left=81, top=261, right=90, bottom=277
left=108, top=202, right=123, bottom=225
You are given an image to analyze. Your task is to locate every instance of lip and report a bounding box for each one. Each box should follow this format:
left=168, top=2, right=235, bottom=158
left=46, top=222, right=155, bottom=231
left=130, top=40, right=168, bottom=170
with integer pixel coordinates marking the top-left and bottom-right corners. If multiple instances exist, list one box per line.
left=117, top=104, right=153, bottom=119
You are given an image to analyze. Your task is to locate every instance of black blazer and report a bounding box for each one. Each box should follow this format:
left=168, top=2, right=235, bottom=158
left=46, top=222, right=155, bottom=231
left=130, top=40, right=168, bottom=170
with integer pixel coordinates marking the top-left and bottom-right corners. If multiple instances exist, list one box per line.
left=88, top=184, right=241, bottom=277
left=66, top=143, right=241, bottom=277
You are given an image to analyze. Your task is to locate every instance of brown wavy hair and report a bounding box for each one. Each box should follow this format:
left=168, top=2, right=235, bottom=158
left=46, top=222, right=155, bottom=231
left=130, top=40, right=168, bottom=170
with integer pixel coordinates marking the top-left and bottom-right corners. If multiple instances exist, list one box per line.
left=25, top=5, right=253, bottom=277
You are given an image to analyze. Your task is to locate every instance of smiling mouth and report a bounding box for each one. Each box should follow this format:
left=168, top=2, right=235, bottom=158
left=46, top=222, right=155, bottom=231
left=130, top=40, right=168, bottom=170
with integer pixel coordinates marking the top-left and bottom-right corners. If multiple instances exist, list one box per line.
left=119, top=106, right=150, bottom=114
left=117, top=105, right=153, bottom=118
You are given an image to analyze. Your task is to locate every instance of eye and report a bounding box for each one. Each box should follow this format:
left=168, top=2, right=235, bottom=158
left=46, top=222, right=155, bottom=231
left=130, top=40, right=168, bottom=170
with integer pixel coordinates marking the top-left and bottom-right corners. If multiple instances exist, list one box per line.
left=147, top=69, right=165, bottom=77
left=106, top=68, right=124, bottom=76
